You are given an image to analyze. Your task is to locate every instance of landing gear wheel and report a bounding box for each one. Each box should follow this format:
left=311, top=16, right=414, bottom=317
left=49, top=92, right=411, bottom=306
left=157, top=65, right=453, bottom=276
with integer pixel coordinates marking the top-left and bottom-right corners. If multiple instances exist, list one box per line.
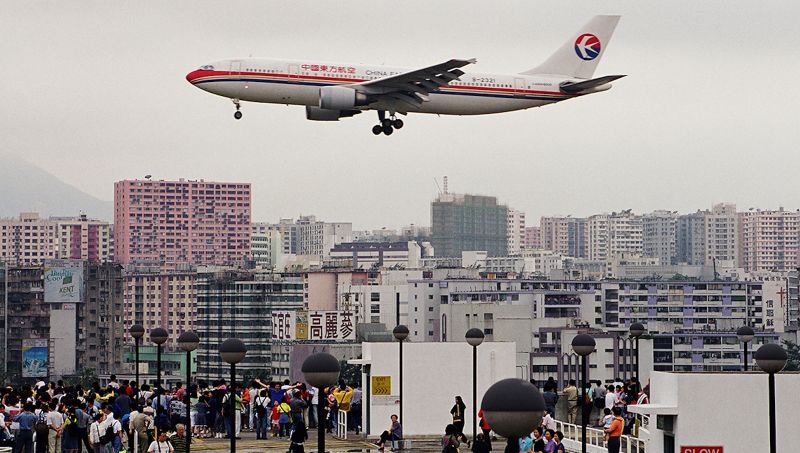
left=372, top=125, right=383, bottom=135
left=234, top=111, right=243, bottom=120
left=392, top=119, right=404, bottom=129
left=381, top=119, right=393, bottom=128
left=382, top=125, right=394, bottom=135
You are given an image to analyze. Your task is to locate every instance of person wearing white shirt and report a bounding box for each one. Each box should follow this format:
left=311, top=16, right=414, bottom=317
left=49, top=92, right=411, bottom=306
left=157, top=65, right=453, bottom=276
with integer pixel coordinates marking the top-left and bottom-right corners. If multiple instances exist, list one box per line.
left=147, top=431, right=174, bottom=453
left=541, top=411, right=556, bottom=431
left=89, top=412, right=108, bottom=453
left=309, top=387, right=319, bottom=428
left=604, top=385, right=616, bottom=410
left=248, top=384, right=259, bottom=433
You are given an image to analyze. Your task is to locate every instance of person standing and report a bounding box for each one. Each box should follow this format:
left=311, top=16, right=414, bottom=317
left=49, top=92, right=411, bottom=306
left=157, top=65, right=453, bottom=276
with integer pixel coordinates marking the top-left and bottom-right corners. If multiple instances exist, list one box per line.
left=46, top=402, right=63, bottom=453
left=168, top=424, right=186, bottom=453
left=542, top=387, right=558, bottom=420
left=604, top=385, right=616, bottom=411
left=252, top=391, right=270, bottom=440
left=552, top=431, right=566, bottom=453
left=531, top=428, right=544, bottom=452
left=349, top=384, right=362, bottom=434
left=88, top=412, right=107, bottom=453
left=289, top=420, right=308, bottom=453
left=563, top=380, right=578, bottom=424
left=146, top=431, right=173, bottom=453
left=450, top=396, right=466, bottom=438
left=13, top=403, right=37, bottom=453
left=604, top=407, right=624, bottom=453
left=307, top=387, right=318, bottom=429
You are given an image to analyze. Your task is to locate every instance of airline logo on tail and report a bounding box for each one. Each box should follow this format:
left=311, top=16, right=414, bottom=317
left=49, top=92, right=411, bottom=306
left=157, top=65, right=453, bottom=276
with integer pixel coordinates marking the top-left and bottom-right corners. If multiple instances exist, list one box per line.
left=574, top=33, right=601, bottom=60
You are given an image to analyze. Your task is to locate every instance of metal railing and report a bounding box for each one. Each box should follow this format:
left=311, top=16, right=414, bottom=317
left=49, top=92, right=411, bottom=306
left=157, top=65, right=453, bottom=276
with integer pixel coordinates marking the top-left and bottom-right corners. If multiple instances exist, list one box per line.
left=335, top=409, right=348, bottom=439
left=554, top=420, right=646, bottom=453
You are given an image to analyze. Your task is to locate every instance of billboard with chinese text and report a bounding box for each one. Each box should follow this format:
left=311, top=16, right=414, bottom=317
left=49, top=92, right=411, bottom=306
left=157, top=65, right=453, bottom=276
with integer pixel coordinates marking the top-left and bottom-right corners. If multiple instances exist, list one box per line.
left=44, top=260, right=84, bottom=303
left=271, top=310, right=355, bottom=341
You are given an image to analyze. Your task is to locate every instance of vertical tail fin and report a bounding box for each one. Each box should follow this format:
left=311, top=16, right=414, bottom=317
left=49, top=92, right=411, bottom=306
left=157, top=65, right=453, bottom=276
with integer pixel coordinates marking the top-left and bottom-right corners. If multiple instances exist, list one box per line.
left=522, top=15, right=620, bottom=78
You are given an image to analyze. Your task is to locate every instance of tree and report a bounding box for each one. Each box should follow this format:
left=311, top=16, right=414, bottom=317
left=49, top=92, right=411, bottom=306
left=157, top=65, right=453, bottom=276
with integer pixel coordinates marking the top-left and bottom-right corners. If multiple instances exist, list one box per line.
left=781, top=340, right=800, bottom=371
left=64, top=367, right=98, bottom=388
left=339, top=360, right=362, bottom=387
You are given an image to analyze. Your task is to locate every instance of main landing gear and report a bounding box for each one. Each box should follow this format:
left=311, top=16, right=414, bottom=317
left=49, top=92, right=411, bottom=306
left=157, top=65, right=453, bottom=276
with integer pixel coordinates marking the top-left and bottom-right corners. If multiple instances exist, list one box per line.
left=232, top=99, right=242, bottom=120
left=372, top=110, right=403, bottom=135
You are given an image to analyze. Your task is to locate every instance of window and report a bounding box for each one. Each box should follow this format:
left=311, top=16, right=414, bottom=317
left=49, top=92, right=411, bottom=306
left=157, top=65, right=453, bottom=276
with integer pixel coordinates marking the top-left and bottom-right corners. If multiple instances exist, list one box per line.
left=483, top=328, right=493, bottom=335
left=371, top=292, right=380, bottom=302
left=428, top=307, right=434, bottom=312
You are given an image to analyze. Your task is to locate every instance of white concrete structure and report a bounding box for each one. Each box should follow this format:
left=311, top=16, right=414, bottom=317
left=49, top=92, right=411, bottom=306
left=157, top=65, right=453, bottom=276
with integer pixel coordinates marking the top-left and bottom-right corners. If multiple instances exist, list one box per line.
left=0, top=213, right=58, bottom=265
left=356, top=341, right=516, bottom=436
left=642, top=210, right=677, bottom=265
left=298, top=215, right=353, bottom=259
left=705, top=203, right=739, bottom=265
left=507, top=209, right=526, bottom=255
left=329, top=241, right=429, bottom=270
left=251, top=225, right=283, bottom=269
left=588, top=211, right=643, bottom=261
left=630, top=371, right=800, bottom=452
left=52, top=214, right=112, bottom=262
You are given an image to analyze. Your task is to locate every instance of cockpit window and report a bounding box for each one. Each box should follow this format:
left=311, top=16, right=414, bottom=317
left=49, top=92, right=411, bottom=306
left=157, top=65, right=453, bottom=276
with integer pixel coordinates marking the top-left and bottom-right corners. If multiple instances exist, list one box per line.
left=200, top=65, right=215, bottom=70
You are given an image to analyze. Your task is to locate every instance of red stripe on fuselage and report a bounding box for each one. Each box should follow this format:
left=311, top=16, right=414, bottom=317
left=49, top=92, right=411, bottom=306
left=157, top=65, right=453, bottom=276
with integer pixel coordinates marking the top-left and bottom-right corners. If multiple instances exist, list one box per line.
left=188, top=69, right=572, bottom=97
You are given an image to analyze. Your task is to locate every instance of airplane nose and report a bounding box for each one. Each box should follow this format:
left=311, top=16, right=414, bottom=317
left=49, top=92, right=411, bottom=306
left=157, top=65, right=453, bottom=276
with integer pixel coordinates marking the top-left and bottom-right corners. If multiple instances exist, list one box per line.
left=186, top=70, right=202, bottom=84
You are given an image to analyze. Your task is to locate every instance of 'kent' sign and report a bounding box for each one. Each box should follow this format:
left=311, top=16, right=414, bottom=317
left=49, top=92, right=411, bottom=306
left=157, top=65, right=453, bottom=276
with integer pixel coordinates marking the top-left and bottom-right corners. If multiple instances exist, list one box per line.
left=681, top=447, right=723, bottom=453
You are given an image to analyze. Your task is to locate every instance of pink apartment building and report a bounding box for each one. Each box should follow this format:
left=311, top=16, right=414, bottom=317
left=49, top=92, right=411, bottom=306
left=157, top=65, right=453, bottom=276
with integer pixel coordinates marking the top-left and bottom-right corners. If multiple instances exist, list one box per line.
left=114, top=179, right=252, bottom=267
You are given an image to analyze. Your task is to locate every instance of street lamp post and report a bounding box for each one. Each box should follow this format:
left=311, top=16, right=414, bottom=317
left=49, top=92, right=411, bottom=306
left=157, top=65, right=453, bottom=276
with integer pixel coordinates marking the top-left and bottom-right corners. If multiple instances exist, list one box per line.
left=737, top=325, right=755, bottom=372
left=130, top=325, right=144, bottom=388
left=392, top=325, right=409, bottom=429
left=465, top=328, right=485, bottom=442
left=571, top=334, right=596, bottom=453
left=302, top=352, right=341, bottom=453
left=480, top=378, right=545, bottom=453
left=178, top=331, right=200, bottom=453
left=755, top=343, right=787, bottom=453
left=219, top=338, right=247, bottom=453
left=629, top=323, right=645, bottom=379
left=150, top=327, right=169, bottom=432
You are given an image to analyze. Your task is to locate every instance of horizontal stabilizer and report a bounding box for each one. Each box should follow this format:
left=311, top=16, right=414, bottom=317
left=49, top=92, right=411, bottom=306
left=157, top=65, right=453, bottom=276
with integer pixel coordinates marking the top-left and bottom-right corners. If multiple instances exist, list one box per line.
left=560, top=75, right=625, bottom=93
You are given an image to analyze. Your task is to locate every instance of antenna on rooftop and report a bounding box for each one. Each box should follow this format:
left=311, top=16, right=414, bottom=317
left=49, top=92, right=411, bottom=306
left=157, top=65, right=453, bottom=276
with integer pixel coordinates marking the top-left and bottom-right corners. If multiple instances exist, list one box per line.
left=434, top=178, right=442, bottom=196
left=443, top=176, right=448, bottom=194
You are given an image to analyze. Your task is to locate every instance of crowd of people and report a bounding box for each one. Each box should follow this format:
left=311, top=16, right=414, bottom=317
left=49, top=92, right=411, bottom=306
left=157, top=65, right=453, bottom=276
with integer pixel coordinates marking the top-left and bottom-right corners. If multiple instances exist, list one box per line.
left=0, top=375, right=365, bottom=453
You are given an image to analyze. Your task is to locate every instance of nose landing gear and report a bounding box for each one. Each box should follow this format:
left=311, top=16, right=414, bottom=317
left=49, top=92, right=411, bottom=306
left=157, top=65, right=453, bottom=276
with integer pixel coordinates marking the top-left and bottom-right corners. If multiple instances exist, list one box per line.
left=372, top=110, right=403, bottom=135
left=232, top=99, right=242, bottom=120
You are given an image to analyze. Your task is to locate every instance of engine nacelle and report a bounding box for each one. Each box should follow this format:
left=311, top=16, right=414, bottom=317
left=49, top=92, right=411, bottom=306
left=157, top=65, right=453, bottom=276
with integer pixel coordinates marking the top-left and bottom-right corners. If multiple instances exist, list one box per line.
left=319, top=85, right=369, bottom=110
left=305, top=106, right=360, bottom=122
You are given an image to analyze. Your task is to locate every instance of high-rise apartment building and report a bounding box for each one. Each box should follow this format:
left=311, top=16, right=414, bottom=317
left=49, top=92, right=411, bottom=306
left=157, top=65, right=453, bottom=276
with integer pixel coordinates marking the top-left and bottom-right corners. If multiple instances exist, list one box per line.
left=588, top=211, right=642, bottom=261
left=705, top=203, right=739, bottom=265
left=431, top=193, right=508, bottom=257
left=196, top=270, right=304, bottom=381
left=643, top=210, right=678, bottom=265
left=539, top=217, right=588, bottom=258
left=524, top=226, right=542, bottom=249
left=52, top=214, right=112, bottom=262
left=507, top=209, right=526, bottom=255
left=113, top=179, right=252, bottom=267
left=677, top=212, right=706, bottom=265
left=0, top=213, right=58, bottom=265
left=123, top=268, right=197, bottom=346
left=739, top=208, right=800, bottom=272
left=296, top=215, right=352, bottom=259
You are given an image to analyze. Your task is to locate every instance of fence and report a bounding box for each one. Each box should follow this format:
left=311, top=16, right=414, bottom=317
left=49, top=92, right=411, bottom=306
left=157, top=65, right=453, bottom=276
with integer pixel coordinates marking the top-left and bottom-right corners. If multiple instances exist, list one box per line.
left=554, top=419, right=646, bottom=453
left=335, top=409, right=348, bottom=439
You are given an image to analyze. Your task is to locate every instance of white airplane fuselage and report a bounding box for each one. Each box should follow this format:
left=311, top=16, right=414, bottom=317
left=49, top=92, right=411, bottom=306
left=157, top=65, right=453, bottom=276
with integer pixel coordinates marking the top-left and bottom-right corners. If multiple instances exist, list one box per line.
left=186, top=58, right=602, bottom=116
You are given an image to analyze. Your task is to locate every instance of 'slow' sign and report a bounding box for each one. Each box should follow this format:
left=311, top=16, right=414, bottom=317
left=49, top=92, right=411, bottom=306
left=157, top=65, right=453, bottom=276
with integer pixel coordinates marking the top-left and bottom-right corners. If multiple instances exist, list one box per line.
left=681, top=447, right=723, bottom=453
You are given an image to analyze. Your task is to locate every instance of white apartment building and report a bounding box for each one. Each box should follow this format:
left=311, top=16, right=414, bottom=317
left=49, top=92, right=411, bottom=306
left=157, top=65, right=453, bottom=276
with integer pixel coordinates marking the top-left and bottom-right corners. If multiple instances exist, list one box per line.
left=53, top=214, right=112, bottom=262
left=643, top=210, right=677, bottom=265
left=251, top=225, right=282, bottom=269
left=297, top=215, right=352, bottom=259
left=328, top=241, right=431, bottom=270
left=705, top=203, right=739, bottom=264
left=589, top=210, right=643, bottom=261
left=739, top=208, right=800, bottom=272
left=540, top=216, right=588, bottom=258
left=676, top=211, right=706, bottom=265
left=507, top=209, right=526, bottom=255
left=0, top=213, right=58, bottom=264
left=123, top=269, right=197, bottom=346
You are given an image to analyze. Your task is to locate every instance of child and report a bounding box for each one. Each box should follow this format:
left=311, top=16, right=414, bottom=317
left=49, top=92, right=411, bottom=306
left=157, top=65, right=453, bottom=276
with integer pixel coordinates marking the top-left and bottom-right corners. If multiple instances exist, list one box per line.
left=271, top=401, right=281, bottom=437
left=601, top=408, right=613, bottom=442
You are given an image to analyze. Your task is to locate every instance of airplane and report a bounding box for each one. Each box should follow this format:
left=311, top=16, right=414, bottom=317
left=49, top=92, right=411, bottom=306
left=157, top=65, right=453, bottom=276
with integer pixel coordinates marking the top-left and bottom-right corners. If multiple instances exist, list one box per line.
left=186, top=15, right=624, bottom=136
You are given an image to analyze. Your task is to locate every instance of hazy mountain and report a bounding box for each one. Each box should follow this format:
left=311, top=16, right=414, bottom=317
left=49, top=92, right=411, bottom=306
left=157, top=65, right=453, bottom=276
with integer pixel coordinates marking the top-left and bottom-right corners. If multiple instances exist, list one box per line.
left=0, top=154, right=112, bottom=220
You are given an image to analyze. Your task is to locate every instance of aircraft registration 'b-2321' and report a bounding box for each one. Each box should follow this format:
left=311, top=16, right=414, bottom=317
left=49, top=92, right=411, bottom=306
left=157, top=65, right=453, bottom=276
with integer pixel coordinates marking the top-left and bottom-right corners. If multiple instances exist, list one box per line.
left=186, top=15, right=624, bottom=136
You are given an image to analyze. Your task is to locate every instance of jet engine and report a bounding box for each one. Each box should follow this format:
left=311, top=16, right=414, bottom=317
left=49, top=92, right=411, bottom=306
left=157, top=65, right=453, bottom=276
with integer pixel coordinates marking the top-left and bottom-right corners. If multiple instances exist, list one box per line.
left=305, top=106, right=361, bottom=122
left=318, top=86, right=370, bottom=110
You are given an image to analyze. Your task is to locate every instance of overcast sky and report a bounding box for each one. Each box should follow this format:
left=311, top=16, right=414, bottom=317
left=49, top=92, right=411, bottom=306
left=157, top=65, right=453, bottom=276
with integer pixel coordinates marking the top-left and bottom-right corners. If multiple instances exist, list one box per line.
left=2, top=1, right=799, bottom=229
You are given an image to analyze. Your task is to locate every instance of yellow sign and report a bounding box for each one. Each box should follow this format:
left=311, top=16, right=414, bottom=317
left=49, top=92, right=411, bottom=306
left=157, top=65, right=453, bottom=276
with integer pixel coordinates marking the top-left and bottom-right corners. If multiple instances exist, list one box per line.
left=372, top=376, right=391, bottom=396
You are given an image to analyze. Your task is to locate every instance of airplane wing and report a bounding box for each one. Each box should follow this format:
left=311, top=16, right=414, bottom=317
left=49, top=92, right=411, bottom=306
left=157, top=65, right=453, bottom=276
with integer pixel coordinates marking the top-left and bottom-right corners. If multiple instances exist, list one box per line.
left=350, top=58, right=476, bottom=110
